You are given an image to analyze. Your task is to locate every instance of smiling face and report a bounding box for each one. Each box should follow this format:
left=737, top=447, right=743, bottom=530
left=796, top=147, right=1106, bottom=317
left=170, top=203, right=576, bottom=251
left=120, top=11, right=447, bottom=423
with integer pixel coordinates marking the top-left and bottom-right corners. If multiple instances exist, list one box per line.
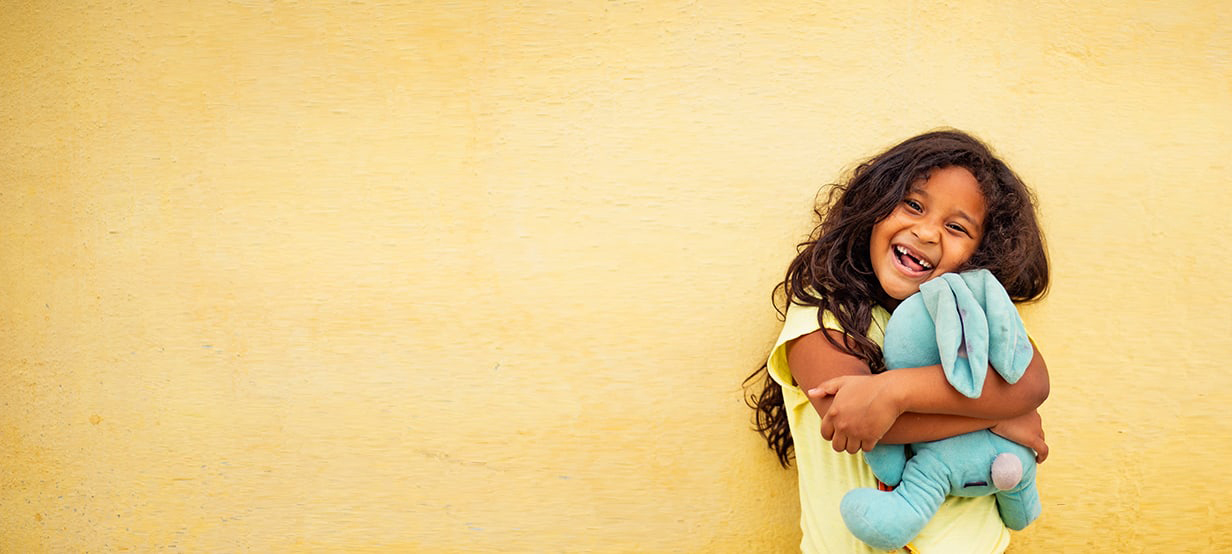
left=869, top=166, right=987, bottom=304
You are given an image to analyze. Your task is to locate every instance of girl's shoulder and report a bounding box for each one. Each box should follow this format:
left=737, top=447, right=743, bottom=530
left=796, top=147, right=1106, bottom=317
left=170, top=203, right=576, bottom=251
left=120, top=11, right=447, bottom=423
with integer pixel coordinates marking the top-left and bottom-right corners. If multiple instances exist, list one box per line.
left=768, top=301, right=892, bottom=388
left=778, top=299, right=891, bottom=341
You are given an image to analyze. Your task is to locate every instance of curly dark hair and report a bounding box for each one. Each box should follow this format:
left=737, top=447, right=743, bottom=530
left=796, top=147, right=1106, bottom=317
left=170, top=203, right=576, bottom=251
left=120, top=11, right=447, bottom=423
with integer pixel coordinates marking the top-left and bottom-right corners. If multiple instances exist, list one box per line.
left=744, top=129, right=1050, bottom=467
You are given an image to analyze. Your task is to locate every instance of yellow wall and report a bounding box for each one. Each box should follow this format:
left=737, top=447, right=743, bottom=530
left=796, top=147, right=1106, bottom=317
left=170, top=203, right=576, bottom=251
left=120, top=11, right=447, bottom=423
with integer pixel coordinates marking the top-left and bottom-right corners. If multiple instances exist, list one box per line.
left=3, top=1, right=1230, bottom=551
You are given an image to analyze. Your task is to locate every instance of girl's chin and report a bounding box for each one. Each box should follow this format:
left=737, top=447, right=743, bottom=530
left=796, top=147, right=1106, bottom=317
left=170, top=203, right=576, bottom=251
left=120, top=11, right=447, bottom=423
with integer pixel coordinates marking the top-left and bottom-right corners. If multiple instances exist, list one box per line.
left=885, top=281, right=922, bottom=301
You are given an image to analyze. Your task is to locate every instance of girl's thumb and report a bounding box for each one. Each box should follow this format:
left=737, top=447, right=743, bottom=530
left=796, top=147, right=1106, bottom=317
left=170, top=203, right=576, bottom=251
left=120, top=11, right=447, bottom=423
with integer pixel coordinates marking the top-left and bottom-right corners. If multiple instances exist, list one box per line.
left=807, top=380, right=837, bottom=398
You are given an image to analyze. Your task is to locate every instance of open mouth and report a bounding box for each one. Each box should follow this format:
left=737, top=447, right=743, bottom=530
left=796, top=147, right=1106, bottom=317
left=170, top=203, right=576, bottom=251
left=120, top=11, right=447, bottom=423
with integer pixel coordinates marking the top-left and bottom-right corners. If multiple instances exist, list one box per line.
left=893, top=245, right=933, bottom=273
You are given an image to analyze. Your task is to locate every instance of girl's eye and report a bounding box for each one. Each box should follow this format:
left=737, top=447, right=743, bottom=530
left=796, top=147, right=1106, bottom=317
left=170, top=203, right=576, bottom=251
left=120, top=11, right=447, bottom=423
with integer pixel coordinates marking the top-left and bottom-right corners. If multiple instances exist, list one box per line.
left=947, top=223, right=970, bottom=236
left=904, top=199, right=923, bottom=212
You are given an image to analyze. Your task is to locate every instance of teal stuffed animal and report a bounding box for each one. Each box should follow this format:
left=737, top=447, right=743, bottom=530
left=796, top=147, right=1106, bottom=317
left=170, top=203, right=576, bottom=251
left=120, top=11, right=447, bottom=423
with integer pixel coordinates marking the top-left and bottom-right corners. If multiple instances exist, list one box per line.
left=840, top=269, right=1042, bottom=550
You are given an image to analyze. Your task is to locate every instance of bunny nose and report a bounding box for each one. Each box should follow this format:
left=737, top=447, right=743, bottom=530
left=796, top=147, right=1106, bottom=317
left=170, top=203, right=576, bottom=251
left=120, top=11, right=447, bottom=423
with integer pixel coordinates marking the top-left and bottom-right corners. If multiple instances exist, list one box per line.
left=992, top=453, right=1023, bottom=490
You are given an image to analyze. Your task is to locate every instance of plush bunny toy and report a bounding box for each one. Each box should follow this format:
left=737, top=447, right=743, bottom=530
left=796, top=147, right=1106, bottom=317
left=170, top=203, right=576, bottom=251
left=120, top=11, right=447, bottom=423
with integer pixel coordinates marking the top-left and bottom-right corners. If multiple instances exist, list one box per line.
left=839, top=269, right=1042, bottom=551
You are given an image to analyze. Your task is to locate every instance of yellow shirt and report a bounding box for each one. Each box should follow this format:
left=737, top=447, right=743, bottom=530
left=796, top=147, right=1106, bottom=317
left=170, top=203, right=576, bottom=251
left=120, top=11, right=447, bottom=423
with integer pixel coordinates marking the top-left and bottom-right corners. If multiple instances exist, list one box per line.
left=767, top=302, right=1011, bottom=554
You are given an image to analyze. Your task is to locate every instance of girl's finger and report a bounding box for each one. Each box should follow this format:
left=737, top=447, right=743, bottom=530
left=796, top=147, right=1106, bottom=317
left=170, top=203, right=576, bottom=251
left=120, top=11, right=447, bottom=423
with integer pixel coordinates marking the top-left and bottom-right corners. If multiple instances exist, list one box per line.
left=1035, top=440, right=1050, bottom=463
left=807, top=380, right=839, bottom=398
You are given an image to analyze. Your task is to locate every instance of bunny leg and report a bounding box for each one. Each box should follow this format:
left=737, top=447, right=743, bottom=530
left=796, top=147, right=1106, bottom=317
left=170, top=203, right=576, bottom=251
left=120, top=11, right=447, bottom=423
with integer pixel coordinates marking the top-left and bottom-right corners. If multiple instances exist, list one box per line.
left=995, top=483, right=1042, bottom=530
left=841, top=450, right=950, bottom=550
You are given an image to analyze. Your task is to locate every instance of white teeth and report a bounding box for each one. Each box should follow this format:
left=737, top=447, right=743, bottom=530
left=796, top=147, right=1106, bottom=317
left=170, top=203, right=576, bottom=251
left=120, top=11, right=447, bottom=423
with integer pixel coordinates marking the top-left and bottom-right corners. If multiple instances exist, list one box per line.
left=895, top=245, right=932, bottom=269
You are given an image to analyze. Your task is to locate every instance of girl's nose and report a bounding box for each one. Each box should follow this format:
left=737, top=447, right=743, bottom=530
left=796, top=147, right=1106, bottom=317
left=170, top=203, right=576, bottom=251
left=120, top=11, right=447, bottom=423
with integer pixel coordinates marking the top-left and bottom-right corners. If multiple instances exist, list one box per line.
left=912, top=223, right=941, bottom=243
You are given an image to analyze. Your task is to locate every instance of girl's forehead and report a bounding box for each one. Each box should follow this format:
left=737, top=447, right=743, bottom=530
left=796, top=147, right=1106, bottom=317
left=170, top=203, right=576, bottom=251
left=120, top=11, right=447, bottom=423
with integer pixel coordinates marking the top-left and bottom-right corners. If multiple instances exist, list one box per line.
left=912, top=166, right=987, bottom=225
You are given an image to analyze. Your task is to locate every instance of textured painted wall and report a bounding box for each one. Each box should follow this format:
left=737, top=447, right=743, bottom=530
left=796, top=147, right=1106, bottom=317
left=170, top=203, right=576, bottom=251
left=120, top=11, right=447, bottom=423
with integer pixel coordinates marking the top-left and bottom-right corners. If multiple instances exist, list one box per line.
left=3, top=1, right=1230, bottom=551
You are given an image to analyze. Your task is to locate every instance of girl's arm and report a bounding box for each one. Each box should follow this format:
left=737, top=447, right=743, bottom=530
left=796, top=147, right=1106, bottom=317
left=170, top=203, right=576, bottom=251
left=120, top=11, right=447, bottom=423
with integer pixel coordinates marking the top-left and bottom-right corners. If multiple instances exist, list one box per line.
left=786, top=328, right=1049, bottom=455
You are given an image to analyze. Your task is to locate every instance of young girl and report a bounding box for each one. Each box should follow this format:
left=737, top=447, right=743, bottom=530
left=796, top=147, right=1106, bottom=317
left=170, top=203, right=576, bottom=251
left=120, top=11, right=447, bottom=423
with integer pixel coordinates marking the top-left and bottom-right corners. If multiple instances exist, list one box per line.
left=746, top=130, right=1051, bottom=553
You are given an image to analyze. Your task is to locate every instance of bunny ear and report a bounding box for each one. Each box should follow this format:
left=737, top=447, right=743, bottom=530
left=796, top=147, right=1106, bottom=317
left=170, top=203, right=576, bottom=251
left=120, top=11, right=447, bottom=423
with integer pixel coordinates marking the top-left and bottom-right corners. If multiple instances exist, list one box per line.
left=920, top=274, right=989, bottom=398
left=965, top=269, right=1034, bottom=384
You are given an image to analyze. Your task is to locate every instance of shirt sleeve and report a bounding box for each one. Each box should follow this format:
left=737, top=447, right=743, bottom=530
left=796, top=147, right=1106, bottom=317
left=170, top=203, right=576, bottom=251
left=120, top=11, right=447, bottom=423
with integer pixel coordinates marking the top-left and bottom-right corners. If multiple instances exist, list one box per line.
left=766, top=303, right=843, bottom=391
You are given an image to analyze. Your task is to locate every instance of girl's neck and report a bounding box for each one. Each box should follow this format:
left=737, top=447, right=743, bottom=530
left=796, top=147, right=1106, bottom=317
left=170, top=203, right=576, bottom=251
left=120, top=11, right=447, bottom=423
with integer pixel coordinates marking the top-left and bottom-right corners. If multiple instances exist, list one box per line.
left=876, top=294, right=901, bottom=312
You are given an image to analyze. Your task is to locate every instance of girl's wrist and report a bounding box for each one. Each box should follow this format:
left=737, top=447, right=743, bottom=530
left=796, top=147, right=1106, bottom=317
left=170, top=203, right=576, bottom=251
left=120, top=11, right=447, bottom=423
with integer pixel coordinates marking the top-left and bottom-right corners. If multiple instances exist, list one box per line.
left=875, top=371, right=911, bottom=417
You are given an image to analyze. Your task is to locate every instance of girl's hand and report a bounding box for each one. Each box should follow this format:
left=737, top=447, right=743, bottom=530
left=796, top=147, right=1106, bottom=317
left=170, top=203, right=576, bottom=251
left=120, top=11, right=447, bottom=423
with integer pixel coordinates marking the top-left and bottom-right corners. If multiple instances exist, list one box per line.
left=809, top=374, right=903, bottom=454
left=991, top=410, right=1049, bottom=463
